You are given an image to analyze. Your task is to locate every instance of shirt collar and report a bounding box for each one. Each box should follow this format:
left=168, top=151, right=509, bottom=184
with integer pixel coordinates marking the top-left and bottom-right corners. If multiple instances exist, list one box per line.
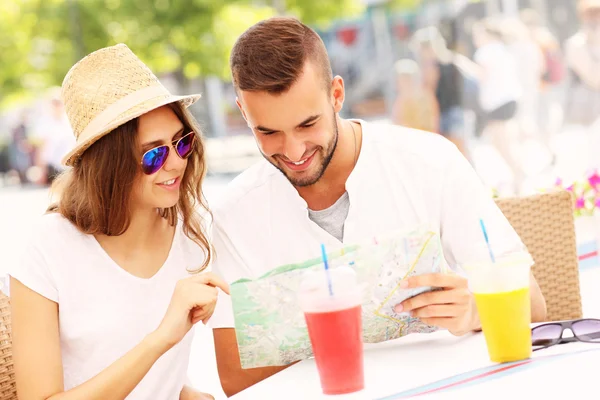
left=272, top=119, right=370, bottom=210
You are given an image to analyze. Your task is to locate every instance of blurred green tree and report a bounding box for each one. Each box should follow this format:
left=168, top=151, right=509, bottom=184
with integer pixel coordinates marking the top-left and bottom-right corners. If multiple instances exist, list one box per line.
left=0, top=0, right=372, bottom=108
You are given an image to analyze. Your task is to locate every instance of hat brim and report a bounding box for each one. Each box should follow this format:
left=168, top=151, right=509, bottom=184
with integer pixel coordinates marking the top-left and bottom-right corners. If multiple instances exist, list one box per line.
left=62, top=93, right=201, bottom=167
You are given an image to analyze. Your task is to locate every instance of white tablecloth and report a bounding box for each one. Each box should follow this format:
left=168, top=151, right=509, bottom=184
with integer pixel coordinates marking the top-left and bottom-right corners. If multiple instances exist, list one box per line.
left=231, top=268, right=600, bottom=399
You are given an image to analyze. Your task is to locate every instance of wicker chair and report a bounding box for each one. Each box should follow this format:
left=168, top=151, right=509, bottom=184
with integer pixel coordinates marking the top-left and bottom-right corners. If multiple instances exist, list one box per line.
left=0, top=291, right=16, bottom=400
left=495, top=190, right=583, bottom=321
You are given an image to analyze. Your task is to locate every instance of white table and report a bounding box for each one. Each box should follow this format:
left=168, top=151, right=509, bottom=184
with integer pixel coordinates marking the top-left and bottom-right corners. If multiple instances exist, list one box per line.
left=231, top=268, right=600, bottom=399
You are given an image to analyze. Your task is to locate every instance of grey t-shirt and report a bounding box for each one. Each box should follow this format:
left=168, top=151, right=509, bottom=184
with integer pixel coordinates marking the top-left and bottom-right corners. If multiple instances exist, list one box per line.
left=308, top=192, right=350, bottom=242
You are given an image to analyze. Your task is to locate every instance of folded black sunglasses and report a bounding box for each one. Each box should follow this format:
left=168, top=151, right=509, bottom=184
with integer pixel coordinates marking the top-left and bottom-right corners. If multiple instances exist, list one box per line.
left=532, top=319, right=600, bottom=351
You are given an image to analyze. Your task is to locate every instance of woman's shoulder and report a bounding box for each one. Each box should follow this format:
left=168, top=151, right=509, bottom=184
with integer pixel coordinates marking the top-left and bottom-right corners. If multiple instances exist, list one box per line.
left=35, top=212, right=79, bottom=233
left=10, top=213, right=91, bottom=301
left=28, top=212, right=88, bottom=250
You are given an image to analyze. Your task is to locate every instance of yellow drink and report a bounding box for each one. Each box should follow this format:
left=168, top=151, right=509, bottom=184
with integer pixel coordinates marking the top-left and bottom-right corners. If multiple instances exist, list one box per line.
left=474, top=287, right=532, bottom=363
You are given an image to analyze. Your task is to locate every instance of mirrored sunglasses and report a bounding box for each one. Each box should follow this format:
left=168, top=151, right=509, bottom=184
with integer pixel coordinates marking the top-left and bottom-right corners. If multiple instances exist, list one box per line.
left=141, top=131, right=196, bottom=175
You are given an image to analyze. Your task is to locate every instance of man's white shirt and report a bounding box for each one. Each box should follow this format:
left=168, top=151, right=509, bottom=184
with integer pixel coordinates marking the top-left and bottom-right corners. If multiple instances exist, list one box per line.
left=208, top=121, right=525, bottom=328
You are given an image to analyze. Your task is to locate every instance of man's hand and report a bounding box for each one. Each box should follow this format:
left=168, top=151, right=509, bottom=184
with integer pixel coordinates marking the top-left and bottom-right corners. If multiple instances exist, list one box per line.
left=394, top=273, right=480, bottom=336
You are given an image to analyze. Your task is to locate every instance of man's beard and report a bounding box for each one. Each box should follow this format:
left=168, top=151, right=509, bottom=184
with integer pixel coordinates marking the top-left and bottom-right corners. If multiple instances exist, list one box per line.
left=263, top=112, right=339, bottom=187
left=265, top=112, right=339, bottom=188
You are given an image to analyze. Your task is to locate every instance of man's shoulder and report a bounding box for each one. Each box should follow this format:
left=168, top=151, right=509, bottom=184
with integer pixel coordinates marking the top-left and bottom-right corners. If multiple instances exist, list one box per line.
left=212, top=160, right=279, bottom=216
left=365, top=121, right=458, bottom=168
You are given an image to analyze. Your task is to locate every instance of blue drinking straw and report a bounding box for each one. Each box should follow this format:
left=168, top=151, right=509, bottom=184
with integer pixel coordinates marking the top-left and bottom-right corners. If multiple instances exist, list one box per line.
left=479, top=218, right=496, bottom=263
left=320, top=244, right=334, bottom=296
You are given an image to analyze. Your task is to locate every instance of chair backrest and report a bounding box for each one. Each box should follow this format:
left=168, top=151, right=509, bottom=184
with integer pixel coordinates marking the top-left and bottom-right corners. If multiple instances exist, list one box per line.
left=0, top=291, right=16, bottom=400
left=495, top=190, right=583, bottom=321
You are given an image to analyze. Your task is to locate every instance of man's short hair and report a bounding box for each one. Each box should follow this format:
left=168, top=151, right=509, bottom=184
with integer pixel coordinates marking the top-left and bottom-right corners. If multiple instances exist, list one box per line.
left=230, top=17, right=333, bottom=94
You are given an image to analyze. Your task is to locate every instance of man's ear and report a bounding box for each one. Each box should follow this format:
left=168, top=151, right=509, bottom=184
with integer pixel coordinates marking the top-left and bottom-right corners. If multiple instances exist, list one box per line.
left=331, top=75, right=345, bottom=114
left=235, top=97, right=249, bottom=125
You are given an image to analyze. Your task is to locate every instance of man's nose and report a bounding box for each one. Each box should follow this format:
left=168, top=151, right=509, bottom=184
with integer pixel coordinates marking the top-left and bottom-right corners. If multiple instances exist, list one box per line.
left=282, top=134, right=307, bottom=162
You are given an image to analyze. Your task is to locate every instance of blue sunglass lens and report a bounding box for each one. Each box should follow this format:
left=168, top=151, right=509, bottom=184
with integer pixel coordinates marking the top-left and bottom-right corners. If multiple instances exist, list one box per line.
left=142, top=146, right=169, bottom=175
left=176, top=132, right=195, bottom=158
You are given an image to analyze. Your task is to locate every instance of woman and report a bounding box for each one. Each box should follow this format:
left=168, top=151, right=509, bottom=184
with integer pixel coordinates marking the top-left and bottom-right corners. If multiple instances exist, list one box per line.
left=9, top=44, right=226, bottom=399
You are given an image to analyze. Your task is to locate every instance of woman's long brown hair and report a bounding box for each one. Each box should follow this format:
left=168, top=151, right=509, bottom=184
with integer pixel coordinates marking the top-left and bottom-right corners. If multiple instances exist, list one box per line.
left=48, top=102, right=212, bottom=272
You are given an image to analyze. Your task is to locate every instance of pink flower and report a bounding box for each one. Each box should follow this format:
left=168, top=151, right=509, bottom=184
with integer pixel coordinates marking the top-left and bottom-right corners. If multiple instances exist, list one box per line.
left=576, top=197, right=586, bottom=209
left=555, top=177, right=563, bottom=187
left=589, top=172, right=600, bottom=188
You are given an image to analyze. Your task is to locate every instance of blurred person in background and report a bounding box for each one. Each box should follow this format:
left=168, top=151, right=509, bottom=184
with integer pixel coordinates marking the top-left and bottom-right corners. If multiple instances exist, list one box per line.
left=520, top=8, right=565, bottom=162
left=10, top=44, right=225, bottom=400
left=0, top=134, right=10, bottom=183
left=470, top=18, right=524, bottom=194
left=391, top=58, right=439, bottom=133
left=8, top=111, right=34, bottom=185
left=411, top=27, right=470, bottom=161
left=503, top=18, right=545, bottom=144
left=31, top=90, right=75, bottom=185
left=565, top=0, right=600, bottom=127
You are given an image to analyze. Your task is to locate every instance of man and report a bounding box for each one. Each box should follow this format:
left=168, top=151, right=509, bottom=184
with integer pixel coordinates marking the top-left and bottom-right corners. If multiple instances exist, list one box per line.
left=209, top=17, right=547, bottom=397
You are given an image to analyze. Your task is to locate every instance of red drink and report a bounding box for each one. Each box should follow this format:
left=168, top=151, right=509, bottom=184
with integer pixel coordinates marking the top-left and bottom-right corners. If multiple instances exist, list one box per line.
left=304, top=305, right=364, bottom=395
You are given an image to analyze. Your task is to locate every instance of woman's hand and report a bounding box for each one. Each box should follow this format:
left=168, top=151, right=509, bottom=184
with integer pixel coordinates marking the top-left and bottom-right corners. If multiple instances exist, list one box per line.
left=155, top=272, right=230, bottom=350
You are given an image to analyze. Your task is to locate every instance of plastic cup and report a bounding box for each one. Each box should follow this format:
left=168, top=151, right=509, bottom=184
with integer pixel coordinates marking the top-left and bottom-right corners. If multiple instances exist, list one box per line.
left=465, top=252, right=533, bottom=363
left=298, top=266, right=364, bottom=395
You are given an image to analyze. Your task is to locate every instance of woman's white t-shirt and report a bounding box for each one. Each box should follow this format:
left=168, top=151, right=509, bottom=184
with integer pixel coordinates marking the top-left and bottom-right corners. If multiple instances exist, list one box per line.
left=10, top=213, right=206, bottom=399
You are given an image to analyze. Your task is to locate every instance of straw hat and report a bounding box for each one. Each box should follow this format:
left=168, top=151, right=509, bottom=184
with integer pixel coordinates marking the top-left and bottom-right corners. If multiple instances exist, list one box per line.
left=60, top=43, right=201, bottom=166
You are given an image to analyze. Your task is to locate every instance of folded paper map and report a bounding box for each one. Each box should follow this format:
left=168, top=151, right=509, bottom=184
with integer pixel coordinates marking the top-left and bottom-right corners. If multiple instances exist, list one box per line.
left=230, top=227, right=451, bottom=368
